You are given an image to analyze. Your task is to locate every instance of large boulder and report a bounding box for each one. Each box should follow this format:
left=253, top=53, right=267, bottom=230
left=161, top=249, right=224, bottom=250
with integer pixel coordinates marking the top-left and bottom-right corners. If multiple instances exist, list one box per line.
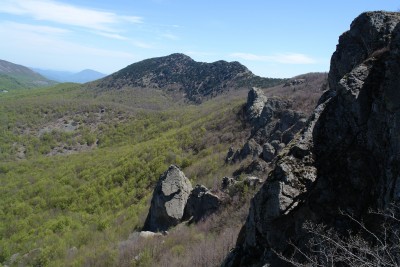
left=143, top=166, right=224, bottom=232
left=183, top=185, right=221, bottom=222
left=222, top=11, right=400, bottom=266
left=245, top=87, right=268, bottom=125
left=262, top=143, right=275, bottom=162
left=143, top=165, right=192, bottom=232
left=240, top=139, right=263, bottom=160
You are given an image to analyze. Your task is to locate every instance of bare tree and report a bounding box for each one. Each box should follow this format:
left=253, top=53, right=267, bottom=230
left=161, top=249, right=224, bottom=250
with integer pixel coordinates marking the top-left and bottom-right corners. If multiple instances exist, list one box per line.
left=276, top=206, right=400, bottom=267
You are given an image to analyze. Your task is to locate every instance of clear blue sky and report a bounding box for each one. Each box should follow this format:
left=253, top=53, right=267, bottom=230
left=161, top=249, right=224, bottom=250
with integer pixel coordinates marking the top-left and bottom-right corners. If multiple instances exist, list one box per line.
left=0, top=0, right=398, bottom=78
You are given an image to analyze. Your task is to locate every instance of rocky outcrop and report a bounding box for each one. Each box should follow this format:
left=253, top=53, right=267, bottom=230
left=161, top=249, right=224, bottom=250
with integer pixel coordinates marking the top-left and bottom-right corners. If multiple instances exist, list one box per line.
left=232, top=159, right=269, bottom=177
left=221, top=176, right=236, bottom=190
left=283, top=78, right=306, bottom=87
left=95, top=54, right=284, bottom=103
left=143, top=165, right=192, bottom=232
left=183, top=185, right=221, bottom=222
left=328, top=11, right=400, bottom=91
left=243, top=176, right=262, bottom=189
left=226, top=87, right=307, bottom=167
left=262, top=143, right=275, bottom=162
left=143, top=165, right=222, bottom=232
left=245, top=87, right=268, bottom=125
left=241, top=140, right=263, bottom=160
left=222, top=11, right=400, bottom=266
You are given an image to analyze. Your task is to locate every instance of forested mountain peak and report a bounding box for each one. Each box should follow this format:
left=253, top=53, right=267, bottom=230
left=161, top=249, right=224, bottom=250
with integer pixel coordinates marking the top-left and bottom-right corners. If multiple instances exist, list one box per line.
left=95, top=53, right=284, bottom=103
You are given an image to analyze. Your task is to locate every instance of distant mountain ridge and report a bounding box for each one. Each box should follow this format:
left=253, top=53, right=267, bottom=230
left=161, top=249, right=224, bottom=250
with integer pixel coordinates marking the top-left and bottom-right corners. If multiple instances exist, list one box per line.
left=33, top=68, right=106, bottom=83
left=0, top=59, right=55, bottom=90
left=95, top=53, right=285, bottom=103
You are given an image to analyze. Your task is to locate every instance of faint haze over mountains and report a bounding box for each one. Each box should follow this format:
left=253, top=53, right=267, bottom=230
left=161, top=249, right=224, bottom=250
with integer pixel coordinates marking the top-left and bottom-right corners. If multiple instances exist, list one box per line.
left=32, top=68, right=107, bottom=83
left=0, top=0, right=398, bottom=78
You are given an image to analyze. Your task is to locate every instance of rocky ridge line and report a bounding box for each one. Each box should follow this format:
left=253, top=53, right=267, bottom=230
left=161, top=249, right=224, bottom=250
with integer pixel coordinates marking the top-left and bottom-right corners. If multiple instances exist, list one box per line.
left=94, top=53, right=284, bottom=103
left=226, top=87, right=307, bottom=176
left=222, top=11, right=400, bottom=267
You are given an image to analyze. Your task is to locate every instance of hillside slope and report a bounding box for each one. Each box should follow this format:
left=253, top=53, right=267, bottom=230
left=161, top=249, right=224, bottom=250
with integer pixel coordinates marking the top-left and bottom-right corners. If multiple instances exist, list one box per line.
left=94, top=53, right=285, bottom=103
left=0, top=53, right=325, bottom=266
left=0, top=59, right=56, bottom=90
left=0, top=79, right=253, bottom=266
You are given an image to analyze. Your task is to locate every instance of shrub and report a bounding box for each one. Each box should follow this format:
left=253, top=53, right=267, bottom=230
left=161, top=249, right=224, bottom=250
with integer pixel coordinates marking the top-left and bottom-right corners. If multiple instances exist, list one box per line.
left=277, top=206, right=400, bottom=267
left=171, top=244, right=185, bottom=256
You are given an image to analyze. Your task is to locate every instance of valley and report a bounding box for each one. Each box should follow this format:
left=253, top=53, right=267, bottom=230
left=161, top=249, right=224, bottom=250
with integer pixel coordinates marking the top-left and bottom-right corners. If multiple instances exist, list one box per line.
left=1, top=8, right=400, bottom=267
left=0, top=54, right=326, bottom=266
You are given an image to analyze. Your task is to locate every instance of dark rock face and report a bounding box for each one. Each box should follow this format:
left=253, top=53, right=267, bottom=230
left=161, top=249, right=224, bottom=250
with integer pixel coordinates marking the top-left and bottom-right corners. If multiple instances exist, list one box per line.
left=143, top=165, right=192, bottom=232
left=226, top=88, right=307, bottom=166
left=183, top=185, right=221, bottom=222
left=222, top=11, right=400, bottom=267
left=329, top=12, right=400, bottom=90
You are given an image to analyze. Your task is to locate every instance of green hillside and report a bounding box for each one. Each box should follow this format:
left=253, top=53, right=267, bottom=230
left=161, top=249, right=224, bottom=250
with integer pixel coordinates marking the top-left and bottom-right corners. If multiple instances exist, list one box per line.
left=0, top=74, right=26, bottom=91
left=0, top=83, right=249, bottom=266
left=0, top=59, right=56, bottom=91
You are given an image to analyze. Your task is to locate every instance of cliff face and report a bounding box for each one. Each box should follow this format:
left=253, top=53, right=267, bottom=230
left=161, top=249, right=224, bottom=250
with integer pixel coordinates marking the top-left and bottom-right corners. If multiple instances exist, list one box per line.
left=222, top=11, right=400, bottom=267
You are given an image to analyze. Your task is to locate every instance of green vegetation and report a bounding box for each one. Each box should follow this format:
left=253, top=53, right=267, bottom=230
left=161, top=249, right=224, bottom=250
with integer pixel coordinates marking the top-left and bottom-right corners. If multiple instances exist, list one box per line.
left=0, top=74, right=27, bottom=91
left=0, top=59, right=56, bottom=91
left=0, top=83, right=249, bottom=266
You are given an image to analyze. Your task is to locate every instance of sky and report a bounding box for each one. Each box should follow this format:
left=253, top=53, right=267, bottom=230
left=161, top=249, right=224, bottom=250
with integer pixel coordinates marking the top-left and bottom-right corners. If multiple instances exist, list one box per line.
left=0, top=0, right=398, bottom=78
